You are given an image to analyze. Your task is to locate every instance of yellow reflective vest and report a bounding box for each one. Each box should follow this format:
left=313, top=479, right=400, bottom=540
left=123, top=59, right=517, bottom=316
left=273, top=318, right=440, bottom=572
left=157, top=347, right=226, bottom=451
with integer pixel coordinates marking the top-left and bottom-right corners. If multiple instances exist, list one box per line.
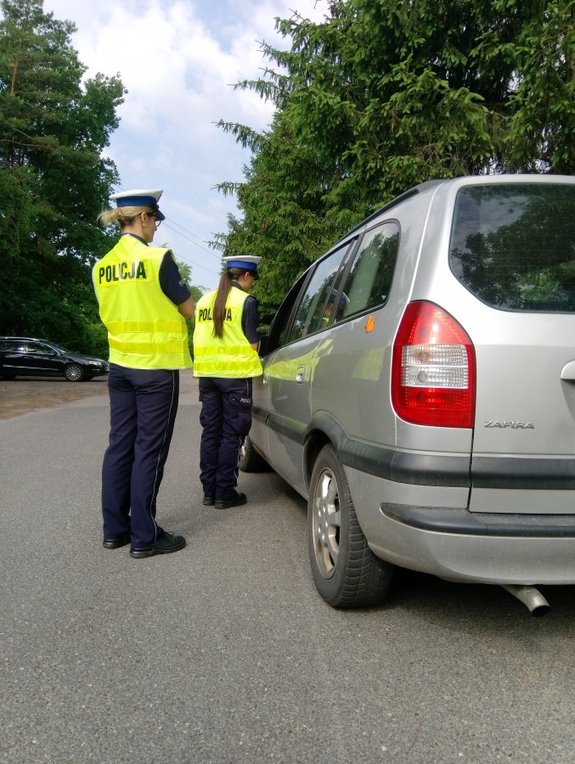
left=193, top=287, right=263, bottom=378
left=92, top=235, right=192, bottom=369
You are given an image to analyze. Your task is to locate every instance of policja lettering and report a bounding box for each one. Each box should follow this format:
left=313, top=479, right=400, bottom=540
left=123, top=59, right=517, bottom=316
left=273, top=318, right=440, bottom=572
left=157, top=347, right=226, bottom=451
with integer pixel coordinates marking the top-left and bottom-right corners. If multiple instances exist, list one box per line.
left=98, top=260, right=147, bottom=284
left=198, top=306, right=232, bottom=322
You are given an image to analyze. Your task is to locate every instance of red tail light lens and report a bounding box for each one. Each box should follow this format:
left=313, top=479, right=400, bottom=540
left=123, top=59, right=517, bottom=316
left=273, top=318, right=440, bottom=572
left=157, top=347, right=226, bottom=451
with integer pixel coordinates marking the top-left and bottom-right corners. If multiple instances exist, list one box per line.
left=392, top=301, right=476, bottom=428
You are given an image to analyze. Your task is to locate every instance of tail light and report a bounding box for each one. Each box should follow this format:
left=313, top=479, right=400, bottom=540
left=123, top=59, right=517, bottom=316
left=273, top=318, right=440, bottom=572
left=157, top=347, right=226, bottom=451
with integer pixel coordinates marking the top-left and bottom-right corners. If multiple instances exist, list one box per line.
left=392, top=301, right=476, bottom=428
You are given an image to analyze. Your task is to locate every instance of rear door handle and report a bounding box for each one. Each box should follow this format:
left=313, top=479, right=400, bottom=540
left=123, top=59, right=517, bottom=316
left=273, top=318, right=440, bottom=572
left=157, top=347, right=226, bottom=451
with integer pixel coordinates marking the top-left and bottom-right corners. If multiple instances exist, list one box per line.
left=296, top=365, right=305, bottom=383
left=560, top=361, right=575, bottom=380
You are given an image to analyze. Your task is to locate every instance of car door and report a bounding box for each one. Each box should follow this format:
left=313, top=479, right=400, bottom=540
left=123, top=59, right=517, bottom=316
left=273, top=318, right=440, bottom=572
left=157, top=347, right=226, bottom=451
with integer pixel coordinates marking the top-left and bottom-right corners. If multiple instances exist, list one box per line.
left=446, top=179, right=575, bottom=515
left=4, top=340, right=41, bottom=375
left=263, top=241, right=355, bottom=494
left=249, top=272, right=307, bottom=466
left=0, top=339, right=24, bottom=376
left=21, top=341, right=63, bottom=376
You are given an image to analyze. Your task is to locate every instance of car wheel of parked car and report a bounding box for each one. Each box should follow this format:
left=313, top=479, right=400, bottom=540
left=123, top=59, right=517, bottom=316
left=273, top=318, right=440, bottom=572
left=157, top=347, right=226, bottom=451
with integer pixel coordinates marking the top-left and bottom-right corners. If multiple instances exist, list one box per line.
left=308, top=444, right=393, bottom=609
left=238, top=435, right=270, bottom=472
left=64, top=363, right=84, bottom=382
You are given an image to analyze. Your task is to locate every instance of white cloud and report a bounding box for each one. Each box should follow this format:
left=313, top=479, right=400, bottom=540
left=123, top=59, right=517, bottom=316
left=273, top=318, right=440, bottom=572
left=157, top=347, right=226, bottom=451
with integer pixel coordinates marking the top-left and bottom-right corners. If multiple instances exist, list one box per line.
left=42, top=0, right=329, bottom=286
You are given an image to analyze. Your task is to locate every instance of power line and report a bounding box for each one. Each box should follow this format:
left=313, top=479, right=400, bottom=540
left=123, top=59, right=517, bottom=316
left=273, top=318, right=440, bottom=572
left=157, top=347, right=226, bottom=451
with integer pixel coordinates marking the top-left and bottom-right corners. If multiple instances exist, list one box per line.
left=155, top=223, right=222, bottom=280
left=162, top=220, right=217, bottom=255
left=161, top=220, right=223, bottom=278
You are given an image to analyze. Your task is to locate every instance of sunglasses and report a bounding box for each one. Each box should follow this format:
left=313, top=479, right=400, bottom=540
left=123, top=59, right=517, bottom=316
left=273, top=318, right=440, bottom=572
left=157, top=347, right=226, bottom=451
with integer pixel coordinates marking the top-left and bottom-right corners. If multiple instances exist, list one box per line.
left=147, top=211, right=162, bottom=228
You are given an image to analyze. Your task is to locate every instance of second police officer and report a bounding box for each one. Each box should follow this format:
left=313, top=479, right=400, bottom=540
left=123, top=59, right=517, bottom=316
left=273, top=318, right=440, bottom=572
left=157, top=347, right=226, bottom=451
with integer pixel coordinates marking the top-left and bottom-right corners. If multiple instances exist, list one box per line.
left=192, top=256, right=263, bottom=509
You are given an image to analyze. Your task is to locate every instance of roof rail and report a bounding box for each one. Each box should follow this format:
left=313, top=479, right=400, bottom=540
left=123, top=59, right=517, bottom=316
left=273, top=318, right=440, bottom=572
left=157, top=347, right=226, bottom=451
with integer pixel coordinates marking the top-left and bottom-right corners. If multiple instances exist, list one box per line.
left=345, top=179, right=444, bottom=237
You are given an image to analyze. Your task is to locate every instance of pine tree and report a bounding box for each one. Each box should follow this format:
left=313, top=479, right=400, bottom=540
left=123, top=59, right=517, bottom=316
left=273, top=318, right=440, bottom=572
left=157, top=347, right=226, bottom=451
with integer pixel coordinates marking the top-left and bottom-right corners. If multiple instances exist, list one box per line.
left=0, top=0, right=124, bottom=351
left=218, top=0, right=575, bottom=319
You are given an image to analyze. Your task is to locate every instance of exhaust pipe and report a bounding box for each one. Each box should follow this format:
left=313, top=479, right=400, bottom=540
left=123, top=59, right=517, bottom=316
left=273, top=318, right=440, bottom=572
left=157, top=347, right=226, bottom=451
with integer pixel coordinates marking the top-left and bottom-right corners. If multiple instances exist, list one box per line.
left=502, top=585, right=550, bottom=617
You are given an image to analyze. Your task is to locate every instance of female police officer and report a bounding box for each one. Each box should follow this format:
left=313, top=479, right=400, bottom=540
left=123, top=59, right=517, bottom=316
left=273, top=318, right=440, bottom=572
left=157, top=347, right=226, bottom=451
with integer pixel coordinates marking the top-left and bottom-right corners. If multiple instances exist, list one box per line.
left=93, top=189, right=194, bottom=557
left=193, top=256, right=263, bottom=509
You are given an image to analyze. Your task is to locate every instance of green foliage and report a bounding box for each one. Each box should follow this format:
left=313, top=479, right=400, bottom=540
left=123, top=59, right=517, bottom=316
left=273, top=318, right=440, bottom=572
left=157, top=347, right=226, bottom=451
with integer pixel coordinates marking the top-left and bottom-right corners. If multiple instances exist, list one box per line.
left=0, top=0, right=125, bottom=354
left=503, top=0, right=575, bottom=172
left=170, top=257, right=207, bottom=357
left=218, top=0, right=575, bottom=319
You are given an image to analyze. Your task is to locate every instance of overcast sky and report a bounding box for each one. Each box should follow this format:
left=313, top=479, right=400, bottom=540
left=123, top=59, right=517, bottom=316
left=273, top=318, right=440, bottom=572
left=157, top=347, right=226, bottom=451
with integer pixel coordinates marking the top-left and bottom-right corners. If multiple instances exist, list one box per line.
left=42, top=0, right=328, bottom=289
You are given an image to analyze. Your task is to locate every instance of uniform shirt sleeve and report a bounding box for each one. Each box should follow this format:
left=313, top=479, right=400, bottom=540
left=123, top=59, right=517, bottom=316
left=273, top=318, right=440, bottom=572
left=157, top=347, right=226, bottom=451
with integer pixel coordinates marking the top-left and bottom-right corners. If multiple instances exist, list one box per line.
left=159, top=251, right=192, bottom=306
left=242, top=295, right=261, bottom=344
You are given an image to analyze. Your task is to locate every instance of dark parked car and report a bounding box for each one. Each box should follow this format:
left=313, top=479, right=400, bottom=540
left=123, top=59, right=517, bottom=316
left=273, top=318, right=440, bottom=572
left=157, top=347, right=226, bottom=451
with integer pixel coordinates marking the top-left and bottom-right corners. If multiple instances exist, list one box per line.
left=0, top=337, right=109, bottom=382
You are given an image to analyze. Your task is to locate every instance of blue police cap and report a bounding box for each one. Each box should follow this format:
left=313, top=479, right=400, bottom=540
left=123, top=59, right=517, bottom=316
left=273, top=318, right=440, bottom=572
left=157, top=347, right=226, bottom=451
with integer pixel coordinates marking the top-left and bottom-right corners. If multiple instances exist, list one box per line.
left=110, top=188, right=166, bottom=221
left=327, top=290, right=349, bottom=308
left=223, top=256, right=262, bottom=274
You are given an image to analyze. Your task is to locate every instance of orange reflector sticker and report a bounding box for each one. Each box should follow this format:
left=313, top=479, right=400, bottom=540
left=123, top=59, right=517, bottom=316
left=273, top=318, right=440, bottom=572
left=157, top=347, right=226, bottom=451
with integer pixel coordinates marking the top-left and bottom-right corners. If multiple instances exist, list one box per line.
left=364, top=316, right=376, bottom=333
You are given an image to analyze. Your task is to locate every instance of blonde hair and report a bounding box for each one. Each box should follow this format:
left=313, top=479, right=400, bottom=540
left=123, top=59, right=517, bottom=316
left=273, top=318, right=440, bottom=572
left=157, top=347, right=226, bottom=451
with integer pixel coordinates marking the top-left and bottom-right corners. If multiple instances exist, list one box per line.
left=97, top=204, right=154, bottom=229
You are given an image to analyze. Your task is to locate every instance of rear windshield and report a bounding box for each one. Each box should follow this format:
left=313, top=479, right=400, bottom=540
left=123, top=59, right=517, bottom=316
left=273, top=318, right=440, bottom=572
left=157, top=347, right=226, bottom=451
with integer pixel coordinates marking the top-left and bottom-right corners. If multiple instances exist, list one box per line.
left=449, top=183, right=575, bottom=311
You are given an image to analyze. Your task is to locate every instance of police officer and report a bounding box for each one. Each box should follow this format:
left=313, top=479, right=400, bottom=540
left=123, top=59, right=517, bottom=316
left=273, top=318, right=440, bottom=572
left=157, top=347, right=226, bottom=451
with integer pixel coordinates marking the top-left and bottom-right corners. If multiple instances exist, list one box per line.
left=93, top=188, right=195, bottom=557
left=193, top=256, right=263, bottom=508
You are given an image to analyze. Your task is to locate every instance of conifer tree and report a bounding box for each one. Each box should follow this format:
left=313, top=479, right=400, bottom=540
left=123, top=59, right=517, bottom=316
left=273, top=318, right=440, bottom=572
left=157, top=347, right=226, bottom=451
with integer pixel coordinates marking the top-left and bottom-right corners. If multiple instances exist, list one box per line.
left=218, top=0, right=575, bottom=320
left=0, top=0, right=124, bottom=350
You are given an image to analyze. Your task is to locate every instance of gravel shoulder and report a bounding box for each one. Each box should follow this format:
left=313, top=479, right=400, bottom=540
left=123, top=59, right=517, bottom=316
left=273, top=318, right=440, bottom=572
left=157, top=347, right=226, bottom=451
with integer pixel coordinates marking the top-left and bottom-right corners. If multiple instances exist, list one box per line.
left=0, top=371, right=197, bottom=420
left=0, top=378, right=109, bottom=420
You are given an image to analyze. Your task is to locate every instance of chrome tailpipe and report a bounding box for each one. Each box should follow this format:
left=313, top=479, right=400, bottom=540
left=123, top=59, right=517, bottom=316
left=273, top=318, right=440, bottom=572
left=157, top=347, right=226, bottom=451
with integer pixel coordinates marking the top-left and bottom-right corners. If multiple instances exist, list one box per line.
left=502, top=585, right=550, bottom=617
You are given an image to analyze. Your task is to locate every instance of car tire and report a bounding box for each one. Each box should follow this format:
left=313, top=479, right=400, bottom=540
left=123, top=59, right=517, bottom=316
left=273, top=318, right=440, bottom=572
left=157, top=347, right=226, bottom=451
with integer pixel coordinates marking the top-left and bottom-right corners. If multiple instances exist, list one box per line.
left=64, top=363, right=85, bottom=382
left=238, top=434, right=270, bottom=472
left=308, top=444, right=394, bottom=609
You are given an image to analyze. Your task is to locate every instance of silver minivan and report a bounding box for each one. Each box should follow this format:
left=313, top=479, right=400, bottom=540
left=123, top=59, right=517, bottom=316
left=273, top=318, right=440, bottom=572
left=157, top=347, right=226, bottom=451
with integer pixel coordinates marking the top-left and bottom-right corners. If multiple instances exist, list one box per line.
left=241, top=175, right=575, bottom=614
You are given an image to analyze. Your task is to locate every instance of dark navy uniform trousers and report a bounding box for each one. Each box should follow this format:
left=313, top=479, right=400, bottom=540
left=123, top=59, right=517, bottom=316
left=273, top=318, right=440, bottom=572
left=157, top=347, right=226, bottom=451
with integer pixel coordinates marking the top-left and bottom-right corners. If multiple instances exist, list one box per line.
left=102, top=364, right=180, bottom=547
left=198, top=377, right=253, bottom=501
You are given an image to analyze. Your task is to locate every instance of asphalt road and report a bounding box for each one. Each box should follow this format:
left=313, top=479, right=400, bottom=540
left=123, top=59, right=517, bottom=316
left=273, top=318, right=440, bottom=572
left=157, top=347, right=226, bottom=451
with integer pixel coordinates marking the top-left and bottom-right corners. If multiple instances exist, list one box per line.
left=2, top=372, right=575, bottom=763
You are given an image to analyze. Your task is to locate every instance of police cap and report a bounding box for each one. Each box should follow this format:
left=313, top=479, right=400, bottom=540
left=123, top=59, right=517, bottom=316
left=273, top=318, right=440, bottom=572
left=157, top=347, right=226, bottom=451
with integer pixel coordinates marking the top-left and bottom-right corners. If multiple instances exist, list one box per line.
left=110, top=188, right=166, bottom=221
left=223, top=255, right=262, bottom=277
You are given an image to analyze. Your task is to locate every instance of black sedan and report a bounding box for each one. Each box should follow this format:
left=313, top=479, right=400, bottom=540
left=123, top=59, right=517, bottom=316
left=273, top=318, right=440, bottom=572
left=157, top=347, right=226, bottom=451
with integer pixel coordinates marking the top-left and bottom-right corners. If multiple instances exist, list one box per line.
left=0, top=337, right=109, bottom=382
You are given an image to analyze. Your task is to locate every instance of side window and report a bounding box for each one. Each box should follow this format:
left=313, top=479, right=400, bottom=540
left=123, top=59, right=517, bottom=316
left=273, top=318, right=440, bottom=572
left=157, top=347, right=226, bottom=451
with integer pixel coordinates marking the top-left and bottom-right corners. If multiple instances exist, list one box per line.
left=287, top=242, right=354, bottom=342
left=266, top=272, right=309, bottom=352
left=26, top=342, right=45, bottom=354
left=340, top=223, right=400, bottom=319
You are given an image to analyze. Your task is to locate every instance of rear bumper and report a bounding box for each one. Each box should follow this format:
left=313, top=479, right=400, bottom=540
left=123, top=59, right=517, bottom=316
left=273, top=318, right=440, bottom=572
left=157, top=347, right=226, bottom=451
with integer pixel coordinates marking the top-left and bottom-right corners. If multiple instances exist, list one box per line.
left=368, top=502, right=575, bottom=585
left=383, top=503, right=575, bottom=537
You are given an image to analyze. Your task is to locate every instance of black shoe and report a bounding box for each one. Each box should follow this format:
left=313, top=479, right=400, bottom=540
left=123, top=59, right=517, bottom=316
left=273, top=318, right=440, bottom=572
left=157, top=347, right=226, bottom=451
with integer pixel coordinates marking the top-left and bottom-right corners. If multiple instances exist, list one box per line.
left=130, top=531, right=186, bottom=559
left=203, top=495, right=215, bottom=506
left=215, top=491, right=247, bottom=510
left=103, top=533, right=130, bottom=549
